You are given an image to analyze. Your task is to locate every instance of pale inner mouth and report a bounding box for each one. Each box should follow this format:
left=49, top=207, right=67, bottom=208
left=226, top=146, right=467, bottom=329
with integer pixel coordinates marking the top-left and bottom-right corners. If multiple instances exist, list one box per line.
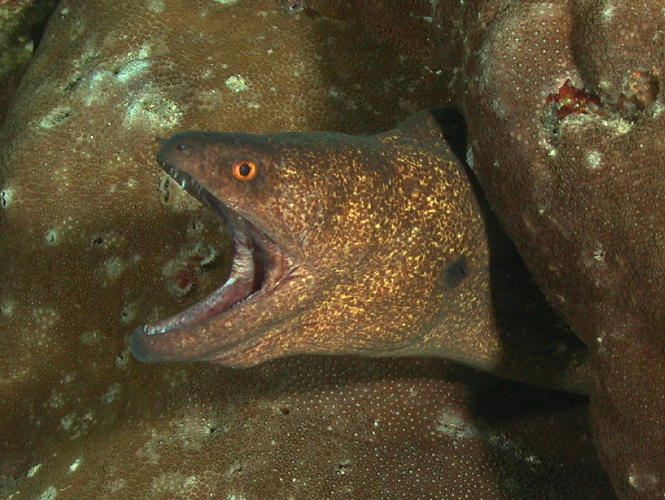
left=139, top=162, right=293, bottom=336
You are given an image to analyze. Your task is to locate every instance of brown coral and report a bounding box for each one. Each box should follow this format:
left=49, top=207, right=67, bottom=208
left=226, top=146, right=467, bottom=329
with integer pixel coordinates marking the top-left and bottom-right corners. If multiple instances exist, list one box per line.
left=0, top=0, right=58, bottom=124
left=462, top=0, right=665, bottom=497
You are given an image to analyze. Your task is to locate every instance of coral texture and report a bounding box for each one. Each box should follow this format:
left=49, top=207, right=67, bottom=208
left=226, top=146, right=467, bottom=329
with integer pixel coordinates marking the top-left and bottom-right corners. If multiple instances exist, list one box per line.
left=0, top=0, right=59, bottom=124
left=462, top=1, right=665, bottom=497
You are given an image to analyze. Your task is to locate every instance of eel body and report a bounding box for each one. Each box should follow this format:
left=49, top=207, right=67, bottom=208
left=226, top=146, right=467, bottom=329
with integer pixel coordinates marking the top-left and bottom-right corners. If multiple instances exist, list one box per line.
left=131, top=109, right=589, bottom=393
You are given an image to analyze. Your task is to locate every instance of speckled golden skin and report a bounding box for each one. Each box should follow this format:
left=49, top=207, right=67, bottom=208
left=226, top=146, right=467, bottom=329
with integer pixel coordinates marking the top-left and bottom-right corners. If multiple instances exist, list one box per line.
left=132, top=109, right=589, bottom=393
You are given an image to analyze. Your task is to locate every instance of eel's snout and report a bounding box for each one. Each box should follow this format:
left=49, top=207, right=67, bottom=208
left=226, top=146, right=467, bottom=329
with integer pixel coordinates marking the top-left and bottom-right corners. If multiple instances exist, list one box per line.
left=156, top=130, right=212, bottom=167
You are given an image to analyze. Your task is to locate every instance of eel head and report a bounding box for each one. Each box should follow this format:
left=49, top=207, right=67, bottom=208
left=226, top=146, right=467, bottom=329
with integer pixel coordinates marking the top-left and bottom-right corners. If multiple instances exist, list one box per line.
left=131, top=110, right=486, bottom=367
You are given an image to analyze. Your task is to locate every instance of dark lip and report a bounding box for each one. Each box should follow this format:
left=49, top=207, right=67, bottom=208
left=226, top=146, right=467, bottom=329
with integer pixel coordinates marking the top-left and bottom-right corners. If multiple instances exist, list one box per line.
left=133, top=160, right=295, bottom=341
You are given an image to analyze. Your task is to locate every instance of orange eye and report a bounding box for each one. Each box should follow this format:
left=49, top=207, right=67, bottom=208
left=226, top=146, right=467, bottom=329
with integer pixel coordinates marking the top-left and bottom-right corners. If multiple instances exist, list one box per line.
left=232, top=160, right=257, bottom=181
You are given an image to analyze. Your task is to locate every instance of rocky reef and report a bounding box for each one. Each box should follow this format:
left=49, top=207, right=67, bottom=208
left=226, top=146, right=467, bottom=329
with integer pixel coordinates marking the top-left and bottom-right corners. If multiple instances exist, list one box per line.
left=461, top=2, right=665, bottom=497
left=0, top=0, right=661, bottom=498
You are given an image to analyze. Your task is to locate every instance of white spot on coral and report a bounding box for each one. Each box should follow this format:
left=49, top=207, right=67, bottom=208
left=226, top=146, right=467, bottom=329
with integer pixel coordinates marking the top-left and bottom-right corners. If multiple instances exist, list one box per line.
left=571, top=114, right=632, bottom=135
left=592, top=248, right=606, bottom=262
left=0, top=188, right=14, bottom=208
left=83, top=72, right=110, bottom=106
left=61, top=413, right=76, bottom=430
left=628, top=469, right=660, bottom=490
left=80, top=330, right=101, bottom=345
left=601, top=4, right=615, bottom=21
left=27, top=464, right=42, bottom=477
left=60, top=410, right=95, bottom=438
left=103, top=257, right=124, bottom=280
left=606, top=117, right=632, bottom=134
left=81, top=45, right=153, bottom=105
left=115, top=45, right=152, bottom=81
left=1, top=297, right=15, bottom=316
left=68, top=457, right=83, bottom=472
left=39, top=107, right=73, bottom=128
left=224, top=462, right=244, bottom=478
left=38, top=486, right=58, bottom=500
left=101, top=383, right=121, bottom=404
left=124, top=89, right=182, bottom=129
left=435, top=408, right=479, bottom=440
left=115, top=59, right=151, bottom=83
left=45, top=229, right=59, bottom=245
left=213, top=0, right=239, bottom=3
left=225, top=74, right=248, bottom=92
left=586, top=150, right=602, bottom=169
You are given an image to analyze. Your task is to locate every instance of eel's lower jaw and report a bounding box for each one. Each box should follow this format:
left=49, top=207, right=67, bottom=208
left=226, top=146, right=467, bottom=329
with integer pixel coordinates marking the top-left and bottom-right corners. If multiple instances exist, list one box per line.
left=131, top=216, right=296, bottom=362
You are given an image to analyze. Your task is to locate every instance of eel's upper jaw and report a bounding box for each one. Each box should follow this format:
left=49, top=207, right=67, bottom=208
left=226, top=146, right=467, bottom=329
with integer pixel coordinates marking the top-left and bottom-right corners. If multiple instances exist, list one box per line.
left=130, top=160, right=296, bottom=363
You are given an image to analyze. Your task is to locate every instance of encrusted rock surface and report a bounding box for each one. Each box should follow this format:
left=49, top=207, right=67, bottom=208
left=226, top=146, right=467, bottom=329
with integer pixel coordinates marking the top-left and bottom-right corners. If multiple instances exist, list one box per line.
left=3, top=354, right=610, bottom=498
left=462, top=1, right=665, bottom=497
left=0, top=0, right=59, bottom=124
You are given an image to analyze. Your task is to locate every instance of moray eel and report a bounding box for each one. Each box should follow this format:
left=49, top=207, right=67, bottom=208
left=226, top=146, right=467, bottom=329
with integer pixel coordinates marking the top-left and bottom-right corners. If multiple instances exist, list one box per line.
left=131, top=108, right=590, bottom=393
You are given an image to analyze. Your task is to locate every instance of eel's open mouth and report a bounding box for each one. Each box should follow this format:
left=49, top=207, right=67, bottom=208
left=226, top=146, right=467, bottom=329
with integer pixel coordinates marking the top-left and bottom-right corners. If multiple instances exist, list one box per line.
left=131, top=160, right=295, bottom=361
